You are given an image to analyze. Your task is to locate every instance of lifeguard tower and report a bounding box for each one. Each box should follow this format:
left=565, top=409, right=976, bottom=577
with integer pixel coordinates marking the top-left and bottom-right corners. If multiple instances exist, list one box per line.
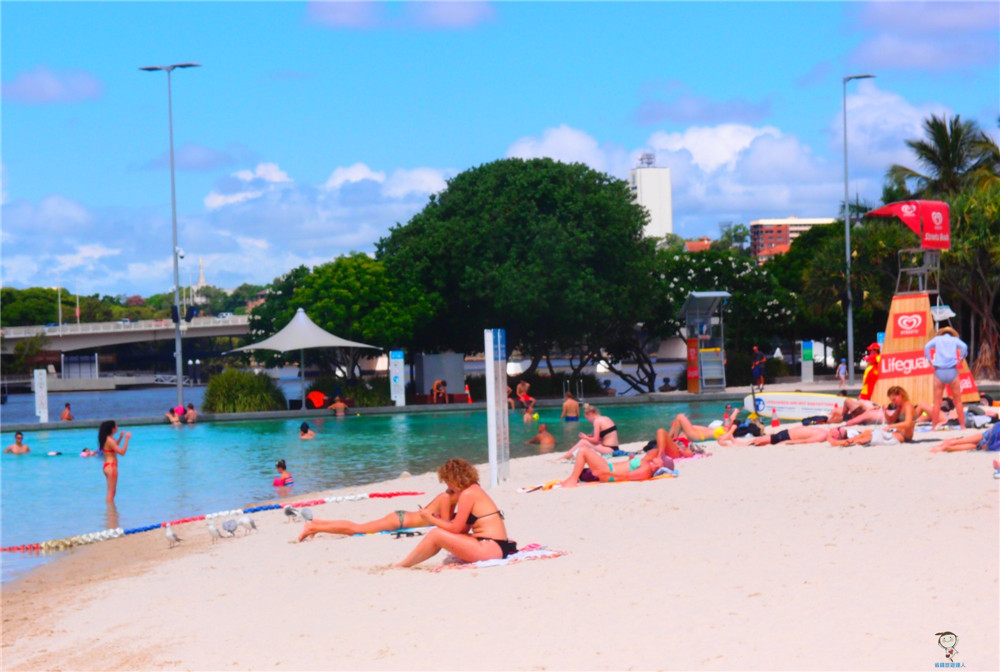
left=863, top=200, right=979, bottom=405
left=678, top=291, right=731, bottom=393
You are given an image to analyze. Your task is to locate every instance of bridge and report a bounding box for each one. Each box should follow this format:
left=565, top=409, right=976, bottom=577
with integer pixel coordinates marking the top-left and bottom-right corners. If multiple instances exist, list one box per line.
left=0, top=315, right=250, bottom=354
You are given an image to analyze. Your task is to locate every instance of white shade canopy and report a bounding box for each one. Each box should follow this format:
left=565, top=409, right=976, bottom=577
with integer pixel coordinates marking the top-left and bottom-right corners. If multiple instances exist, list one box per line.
left=231, top=308, right=379, bottom=354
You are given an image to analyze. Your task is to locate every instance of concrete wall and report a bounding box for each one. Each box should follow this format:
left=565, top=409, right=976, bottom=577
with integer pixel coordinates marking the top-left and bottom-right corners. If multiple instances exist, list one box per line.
left=414, top=353, right=466, bottom=396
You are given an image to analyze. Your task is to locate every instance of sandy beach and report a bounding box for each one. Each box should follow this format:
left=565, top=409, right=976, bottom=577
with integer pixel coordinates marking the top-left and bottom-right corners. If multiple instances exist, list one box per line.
left=2, top=428, right=997, bottom=671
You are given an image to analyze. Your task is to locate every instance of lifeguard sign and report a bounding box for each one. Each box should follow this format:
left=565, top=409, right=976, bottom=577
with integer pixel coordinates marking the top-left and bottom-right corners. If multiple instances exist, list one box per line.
left=863, top=200, right=979, bottom=406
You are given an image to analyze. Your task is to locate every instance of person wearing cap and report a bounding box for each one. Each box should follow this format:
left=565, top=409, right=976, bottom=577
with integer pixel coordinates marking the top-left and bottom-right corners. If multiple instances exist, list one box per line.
left=924, top=326, right=969, bottom=429
left=836, top=358, right=847, bottom=390
left=859, top=343, right=881, bottom=400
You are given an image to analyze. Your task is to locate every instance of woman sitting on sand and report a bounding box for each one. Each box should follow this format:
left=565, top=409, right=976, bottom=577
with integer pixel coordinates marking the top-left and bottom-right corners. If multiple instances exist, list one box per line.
left=558, top=404, right=619, bottom=460
left=395, top=458, right=516, bottom=568
left=298, top=489, right=459, bottom=542
left=559, top=429, right=675, bottom=488
left=668, top=413, right=737, bottom=446
left=829, top=385, right=915, bottom=446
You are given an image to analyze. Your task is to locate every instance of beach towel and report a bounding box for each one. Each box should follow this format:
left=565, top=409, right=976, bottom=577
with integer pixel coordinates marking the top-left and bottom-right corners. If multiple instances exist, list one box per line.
left=431, top=543, right=567, bottom=572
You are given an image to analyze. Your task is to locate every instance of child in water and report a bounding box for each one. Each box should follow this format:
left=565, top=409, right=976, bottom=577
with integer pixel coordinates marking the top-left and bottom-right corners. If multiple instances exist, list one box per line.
left=274, top=459, right=294, bottom=487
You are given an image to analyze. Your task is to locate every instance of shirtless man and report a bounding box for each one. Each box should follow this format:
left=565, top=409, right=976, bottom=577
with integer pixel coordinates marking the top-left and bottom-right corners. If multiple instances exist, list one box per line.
left=560, top=392, right=580, bottom=422
left=827, top=397, right=885, bottom=426
left=60, top=403, right=74, bottom=421
left=431, top=380, right=449, bottom=404
left=4, top=432, right=31, bottom=454
left=184, top=403, right=198, bottom=423
left=740, top=424, right=839, bottom=446
left=525, top=423, right=556, bottom=450
left=165, top=408, right=182, bottom=425
left=327, top=396, right=349, bottom=416
left=829, top=386, right=915, bottom=446
left=515, top=380, right=535, bottom=411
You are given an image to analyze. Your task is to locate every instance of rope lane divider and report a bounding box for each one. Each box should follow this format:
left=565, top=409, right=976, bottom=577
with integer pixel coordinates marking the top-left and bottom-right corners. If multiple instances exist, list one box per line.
left=2, top=490, right=425, bottom=554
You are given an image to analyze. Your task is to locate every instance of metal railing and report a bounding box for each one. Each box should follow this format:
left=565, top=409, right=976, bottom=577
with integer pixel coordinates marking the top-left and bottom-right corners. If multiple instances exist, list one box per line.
left=2, top=315, right=249, bottom=338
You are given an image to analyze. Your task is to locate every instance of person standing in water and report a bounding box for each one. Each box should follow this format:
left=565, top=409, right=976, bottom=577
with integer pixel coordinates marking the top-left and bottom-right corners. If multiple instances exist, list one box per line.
left=99, top=420, right=131, bottom=503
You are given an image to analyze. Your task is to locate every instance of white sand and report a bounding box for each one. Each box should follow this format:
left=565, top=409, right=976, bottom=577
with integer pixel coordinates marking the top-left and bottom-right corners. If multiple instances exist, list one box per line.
left=2, top=429, right=997, bottom=671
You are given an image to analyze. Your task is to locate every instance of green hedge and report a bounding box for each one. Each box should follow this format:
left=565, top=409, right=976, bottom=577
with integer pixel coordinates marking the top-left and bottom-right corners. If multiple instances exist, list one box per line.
left=202, top=368, right=288, bottom=413
left=306, top=376, right=392, bottom=408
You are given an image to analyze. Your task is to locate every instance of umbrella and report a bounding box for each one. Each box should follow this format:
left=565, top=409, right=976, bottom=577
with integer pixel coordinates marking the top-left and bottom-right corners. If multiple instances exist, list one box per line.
left=229, top=308, right=380, bottom=404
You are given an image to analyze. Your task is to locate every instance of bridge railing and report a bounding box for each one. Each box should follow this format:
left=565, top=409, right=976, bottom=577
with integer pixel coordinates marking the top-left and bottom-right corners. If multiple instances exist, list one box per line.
left=2, top=315, right=249, bottom=338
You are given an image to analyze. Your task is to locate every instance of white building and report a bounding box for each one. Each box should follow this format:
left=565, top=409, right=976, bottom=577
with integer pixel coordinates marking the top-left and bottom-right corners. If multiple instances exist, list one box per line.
left=628, top=153, right=673, bottom=238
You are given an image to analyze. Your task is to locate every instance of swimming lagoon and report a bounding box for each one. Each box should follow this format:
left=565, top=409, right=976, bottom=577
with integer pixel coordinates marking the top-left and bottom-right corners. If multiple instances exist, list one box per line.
left=1, top=398, right=732, bottom=581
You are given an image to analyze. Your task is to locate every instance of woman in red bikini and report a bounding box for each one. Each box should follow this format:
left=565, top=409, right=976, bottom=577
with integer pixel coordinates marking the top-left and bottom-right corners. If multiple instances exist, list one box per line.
left=99, top=420, right=131, bottom=503
left=395, top=458, right=516, bottom=568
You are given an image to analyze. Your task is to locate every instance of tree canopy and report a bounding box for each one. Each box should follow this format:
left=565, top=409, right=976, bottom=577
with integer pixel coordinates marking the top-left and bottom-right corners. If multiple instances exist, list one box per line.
left=376, top=158, right=654, bottom=371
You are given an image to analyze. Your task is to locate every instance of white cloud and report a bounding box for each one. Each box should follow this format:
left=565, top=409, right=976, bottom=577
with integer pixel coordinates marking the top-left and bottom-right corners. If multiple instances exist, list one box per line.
left=324, top=163, right=386, bottom=190
left=647, top=124, right=781, bottom=173
left=234, top=162, right=291, bottom=183
left=382, top=168, right=448, bottom=198
left=1, top=66, right=103, bottom=104
left=52, top=244, right=121, bottom=273
left=408, top=2, right=496, bottom=28
left=506, top=124, right=631, bottom=175
left=831, top=80, right=950, bottom=171
left=205, top=162, right=293, bottom=210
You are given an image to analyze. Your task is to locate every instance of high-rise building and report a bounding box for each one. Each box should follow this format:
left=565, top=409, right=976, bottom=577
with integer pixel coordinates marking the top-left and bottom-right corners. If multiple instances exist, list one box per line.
left=628, top=153, right=673, bottom=238
left=749, top=216, right=836, bottom=264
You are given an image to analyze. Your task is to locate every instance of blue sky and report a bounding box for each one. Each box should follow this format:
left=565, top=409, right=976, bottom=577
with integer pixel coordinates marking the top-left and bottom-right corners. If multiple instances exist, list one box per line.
left=2, top=1, right=997, bottom=297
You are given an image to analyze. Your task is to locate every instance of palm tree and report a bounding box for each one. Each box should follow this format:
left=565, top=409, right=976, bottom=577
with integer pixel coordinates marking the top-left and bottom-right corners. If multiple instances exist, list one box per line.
left=968, top=117, right=1000, bottom=191
left=887, top=114, right=985, bottom=197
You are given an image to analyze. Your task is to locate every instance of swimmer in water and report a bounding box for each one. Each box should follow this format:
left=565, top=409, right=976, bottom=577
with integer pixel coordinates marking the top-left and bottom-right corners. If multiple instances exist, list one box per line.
left=274, top=459, right=294, bottom=486
left=4, top=432, right=31, bottom=454
left=299, top=422, right=316, bottom=440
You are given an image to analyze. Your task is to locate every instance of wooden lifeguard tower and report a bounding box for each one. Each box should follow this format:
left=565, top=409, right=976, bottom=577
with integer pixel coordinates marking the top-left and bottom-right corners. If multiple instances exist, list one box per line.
left=863, top=200, right=980, bottom=406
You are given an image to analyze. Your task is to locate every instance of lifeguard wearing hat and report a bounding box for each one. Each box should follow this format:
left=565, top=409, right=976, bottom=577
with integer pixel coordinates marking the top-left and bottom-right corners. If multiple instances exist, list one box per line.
left=859, top=342, right=882, bottom=400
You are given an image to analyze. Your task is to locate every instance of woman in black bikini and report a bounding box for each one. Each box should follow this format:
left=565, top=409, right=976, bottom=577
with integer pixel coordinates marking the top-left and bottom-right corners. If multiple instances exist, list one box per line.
left=557, top=404, right=619, bottom=460
left=296, top=489, right=459, bottom=542
left=395, top=458, right=516, bottom=568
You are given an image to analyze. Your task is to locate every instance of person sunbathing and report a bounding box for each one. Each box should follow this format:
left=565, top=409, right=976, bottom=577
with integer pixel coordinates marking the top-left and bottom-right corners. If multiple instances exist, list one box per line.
left=668, top=413, right=737, bottom=446
left=929, top=424, right=1000, bottom=453
left=826, top=398, right=885, bottom=425
left=297, top=489, right=458, bottom=542
left=740, top=424, right=841, bottom=446
left=829, top=385, right=915, bottom=446
left=914, top=398, right=956, bottom=427
left=395, top=458, right=516, bottom=568
left=559, top=429, right=677, bottom=488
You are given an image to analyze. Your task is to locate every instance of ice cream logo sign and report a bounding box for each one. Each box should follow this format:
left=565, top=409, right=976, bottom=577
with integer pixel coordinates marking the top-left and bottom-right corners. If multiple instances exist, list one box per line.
left=892, top=312, right=926, bottom=338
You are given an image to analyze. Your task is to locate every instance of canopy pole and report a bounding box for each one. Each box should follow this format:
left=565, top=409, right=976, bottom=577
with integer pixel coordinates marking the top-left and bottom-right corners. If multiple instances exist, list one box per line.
left=300, top=348, right=305, bottom=406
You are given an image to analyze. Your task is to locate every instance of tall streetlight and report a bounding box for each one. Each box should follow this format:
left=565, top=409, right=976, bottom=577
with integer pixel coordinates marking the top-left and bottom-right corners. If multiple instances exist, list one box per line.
left=141, top=62, right=200, bottom=406
left=842, top=73, right=875, bottom=385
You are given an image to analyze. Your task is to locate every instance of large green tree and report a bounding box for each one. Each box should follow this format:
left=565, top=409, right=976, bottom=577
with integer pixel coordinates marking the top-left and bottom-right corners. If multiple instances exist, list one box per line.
left=376, top=158, right=653, bottom=373
left=247, top=257, right=434, bottom=378
left=941, top=183, right=1000, bottom=379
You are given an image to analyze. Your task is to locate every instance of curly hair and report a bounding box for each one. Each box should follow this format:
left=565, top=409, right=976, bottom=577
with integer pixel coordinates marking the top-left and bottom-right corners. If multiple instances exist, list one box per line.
left=437, top=458, right=479, bottom=491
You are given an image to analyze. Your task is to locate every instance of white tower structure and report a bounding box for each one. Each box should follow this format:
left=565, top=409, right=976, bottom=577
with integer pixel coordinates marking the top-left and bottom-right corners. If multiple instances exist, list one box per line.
left=191, top=256, right=210, bottom=305
left=628, top=153, right=673, bottom=238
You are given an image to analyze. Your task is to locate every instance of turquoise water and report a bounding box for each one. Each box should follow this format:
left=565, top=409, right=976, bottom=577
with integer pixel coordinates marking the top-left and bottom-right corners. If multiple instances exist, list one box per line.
left=0, top=399, right=731, bottom=581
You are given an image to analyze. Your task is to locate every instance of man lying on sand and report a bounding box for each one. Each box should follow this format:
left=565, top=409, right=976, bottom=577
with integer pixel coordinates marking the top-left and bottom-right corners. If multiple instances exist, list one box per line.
left=826, top=398, right=886, bottom=426
left=929, top=424, right=1000, bottom=453
left=739, top=424, right=839, bottom=446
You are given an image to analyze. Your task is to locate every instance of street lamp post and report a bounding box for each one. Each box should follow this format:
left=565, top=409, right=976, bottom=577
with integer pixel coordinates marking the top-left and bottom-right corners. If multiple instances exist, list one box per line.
left=141, top=62, right=200, bottom=407
left=842, top=73, right=875, bottom=385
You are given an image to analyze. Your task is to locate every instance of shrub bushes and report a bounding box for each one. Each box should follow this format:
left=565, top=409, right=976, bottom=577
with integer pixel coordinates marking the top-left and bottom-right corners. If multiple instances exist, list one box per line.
left=201, top=368, right=287, bottom=413
left=306, top=376, right=392, bottom=408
